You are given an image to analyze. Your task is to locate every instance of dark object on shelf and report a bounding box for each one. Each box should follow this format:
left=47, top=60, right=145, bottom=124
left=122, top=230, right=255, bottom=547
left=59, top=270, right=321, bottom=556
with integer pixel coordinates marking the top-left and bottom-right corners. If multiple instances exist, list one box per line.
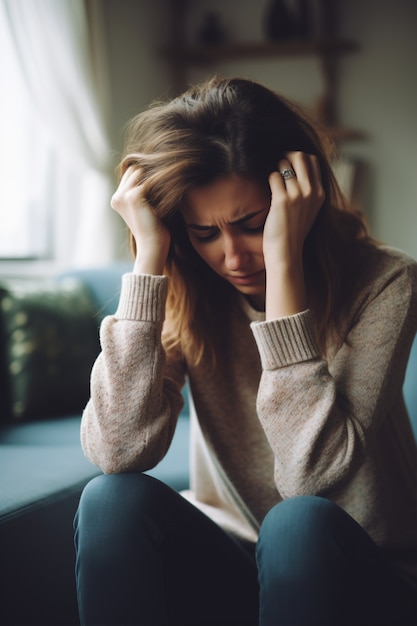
left=197, top=12, right=226, bottom=46
left=296, top=0, right=313, bottom=39
left=263, top=0, right=297, bottom=41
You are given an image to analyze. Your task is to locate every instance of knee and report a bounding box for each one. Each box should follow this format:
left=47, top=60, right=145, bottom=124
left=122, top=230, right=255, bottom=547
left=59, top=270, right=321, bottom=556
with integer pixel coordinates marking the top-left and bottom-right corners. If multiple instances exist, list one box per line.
left=78, top=473, right=142, bottom=518
left=75, top=473, right=169, bottom=543
left=259, top=495, right=347, bottom=550
left=78, top=473, right=152, bottom=511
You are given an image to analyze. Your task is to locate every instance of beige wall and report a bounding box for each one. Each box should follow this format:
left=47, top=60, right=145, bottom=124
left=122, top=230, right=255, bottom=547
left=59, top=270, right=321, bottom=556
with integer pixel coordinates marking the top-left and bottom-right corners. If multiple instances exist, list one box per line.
left=101, top=0, right=172, bottom=155
left=103, top=0, right=417, bottom=258
left=337, top=0, right=417, bottom=258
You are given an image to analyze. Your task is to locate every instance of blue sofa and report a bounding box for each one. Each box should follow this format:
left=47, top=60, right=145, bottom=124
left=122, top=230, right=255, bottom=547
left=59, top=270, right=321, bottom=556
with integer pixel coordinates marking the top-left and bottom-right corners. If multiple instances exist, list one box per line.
left=0, top=264, right=190, bottom=626
left=0, top=263, right=415, bottom=626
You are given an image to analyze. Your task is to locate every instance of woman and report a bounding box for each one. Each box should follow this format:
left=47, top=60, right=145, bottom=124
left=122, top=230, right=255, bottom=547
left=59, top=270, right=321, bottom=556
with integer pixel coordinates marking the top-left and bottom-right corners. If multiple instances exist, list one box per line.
left=74, top=76, right=417, bottom=625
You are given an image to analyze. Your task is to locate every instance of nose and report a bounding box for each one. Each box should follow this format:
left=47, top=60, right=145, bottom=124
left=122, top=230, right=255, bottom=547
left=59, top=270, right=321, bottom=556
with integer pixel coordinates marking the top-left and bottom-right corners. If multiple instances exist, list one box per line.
left=224, top=235, right=250, bottom=271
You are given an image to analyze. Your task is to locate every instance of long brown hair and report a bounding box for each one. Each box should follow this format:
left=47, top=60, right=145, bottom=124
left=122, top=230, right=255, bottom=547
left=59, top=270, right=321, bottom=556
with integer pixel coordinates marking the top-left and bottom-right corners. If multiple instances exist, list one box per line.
left=119, top=76, right=372, bottom=365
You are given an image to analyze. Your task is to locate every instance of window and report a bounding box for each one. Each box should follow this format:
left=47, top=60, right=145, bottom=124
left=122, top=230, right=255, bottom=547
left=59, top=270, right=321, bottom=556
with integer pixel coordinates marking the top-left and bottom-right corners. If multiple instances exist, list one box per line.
left=0, top=1, right=116, bottom=272
left=0, top=11, right=53, bottom=260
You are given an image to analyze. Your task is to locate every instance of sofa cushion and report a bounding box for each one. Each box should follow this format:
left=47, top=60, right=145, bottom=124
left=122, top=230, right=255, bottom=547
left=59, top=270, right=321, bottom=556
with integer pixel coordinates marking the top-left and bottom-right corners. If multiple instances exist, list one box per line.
left=0, top=414, right=83, bottom=446
left=58, top=262, right=132, bottom=320
left=404, top=333, right=417, bottom=440
left=0, top=443, right=100, bottom=626
left=0, top=413, right=190, bottom=493
left=0, top=444, right=100, bottom=521
left=0, top=276, right=100, bottom=421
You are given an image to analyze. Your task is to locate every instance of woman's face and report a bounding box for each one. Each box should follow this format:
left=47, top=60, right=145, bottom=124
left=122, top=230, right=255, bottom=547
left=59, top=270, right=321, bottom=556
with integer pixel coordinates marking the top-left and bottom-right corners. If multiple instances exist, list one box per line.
left=181, top=174, right=270, bottom=310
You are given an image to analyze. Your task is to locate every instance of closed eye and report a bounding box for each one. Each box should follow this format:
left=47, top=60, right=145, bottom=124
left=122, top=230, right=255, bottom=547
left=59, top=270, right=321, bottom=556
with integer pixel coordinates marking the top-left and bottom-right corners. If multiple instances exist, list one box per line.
left=242, top=224, right=265, bottom=234
left=187, top=208, right=268, bottom=243
left=193, top=230, right=219, bottom=243
left=193, top=224, right=264, bottom=244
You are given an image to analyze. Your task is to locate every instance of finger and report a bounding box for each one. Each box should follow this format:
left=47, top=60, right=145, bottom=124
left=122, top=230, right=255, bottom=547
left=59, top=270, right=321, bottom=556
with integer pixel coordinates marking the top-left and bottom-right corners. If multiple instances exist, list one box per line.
left=287, top=152, right=322, bottom=182
left=111, top=168, right=143, bottom=212
left=115, top=167, right=137, bottom=194
left=278, top=158, right=298, bottom=186
left=268, top=170, right=288, bottom=198
left=286, top=152, right=325, bottom=209
left=124, top=165, right=143, bottom=188
left=293, top=153, right=324, bottom=197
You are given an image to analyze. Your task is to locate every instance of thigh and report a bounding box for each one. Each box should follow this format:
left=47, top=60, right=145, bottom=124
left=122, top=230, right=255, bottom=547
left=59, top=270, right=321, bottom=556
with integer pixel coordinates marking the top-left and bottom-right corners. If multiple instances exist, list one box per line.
left=75, top=473, right=259, bottom=626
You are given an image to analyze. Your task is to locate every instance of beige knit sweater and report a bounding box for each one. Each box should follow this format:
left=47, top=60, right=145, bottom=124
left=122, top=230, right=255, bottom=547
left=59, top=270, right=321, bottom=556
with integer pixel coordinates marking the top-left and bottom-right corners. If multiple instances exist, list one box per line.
left=81, top=245, right=417, bottom=584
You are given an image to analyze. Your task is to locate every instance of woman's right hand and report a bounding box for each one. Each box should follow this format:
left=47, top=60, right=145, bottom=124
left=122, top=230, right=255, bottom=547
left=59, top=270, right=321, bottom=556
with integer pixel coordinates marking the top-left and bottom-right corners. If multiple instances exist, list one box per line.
left=111, top=166, right=171, bottom=275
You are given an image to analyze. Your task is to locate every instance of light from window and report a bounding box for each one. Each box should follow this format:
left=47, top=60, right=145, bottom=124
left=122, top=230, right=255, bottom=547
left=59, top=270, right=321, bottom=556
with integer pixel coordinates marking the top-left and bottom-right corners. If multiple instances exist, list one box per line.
left=0, top=12, right=52, bottom=260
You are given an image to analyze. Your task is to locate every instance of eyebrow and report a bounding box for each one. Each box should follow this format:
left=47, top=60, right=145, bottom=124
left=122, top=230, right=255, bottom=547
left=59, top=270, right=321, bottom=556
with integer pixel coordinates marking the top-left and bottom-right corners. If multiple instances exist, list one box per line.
left=186, top=208, right=268, bottom=231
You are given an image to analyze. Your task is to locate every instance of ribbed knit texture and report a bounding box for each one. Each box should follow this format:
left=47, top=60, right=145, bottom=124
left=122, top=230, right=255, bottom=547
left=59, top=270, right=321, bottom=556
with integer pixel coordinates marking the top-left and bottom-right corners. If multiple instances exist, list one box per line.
left=116, top=274, right=168, bottom=321
left=251, top=310, right=320, bottom=369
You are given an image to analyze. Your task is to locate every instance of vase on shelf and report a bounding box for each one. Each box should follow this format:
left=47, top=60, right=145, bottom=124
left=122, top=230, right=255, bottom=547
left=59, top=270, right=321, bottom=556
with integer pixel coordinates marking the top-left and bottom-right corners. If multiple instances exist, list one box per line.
left=197, top=12, right=226, bottom=47
left=263, top=0, right=297, bottom=41
left=296, top=0, right=313, bottom=39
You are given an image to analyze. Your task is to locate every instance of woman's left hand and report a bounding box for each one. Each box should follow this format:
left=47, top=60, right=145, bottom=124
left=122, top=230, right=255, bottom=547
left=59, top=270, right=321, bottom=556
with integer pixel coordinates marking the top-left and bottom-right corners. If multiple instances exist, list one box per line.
left=263, top=152, right=325, bottom=319
left=263, top=151, right=325, bottom=266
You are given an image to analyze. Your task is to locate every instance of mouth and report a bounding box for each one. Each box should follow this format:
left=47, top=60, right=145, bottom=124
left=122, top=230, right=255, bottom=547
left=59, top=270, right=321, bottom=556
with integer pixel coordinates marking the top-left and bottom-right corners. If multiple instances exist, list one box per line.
left=227, top=270, right=265, bottom=286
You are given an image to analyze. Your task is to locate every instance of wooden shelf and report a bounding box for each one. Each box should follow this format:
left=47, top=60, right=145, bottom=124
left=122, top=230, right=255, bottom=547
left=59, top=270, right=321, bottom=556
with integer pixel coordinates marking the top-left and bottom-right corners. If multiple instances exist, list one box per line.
left=161, top=23, right=363, bottom=144
left=326, top=126, right=365, bottom=142
left=161, top=39, right=358, bottom=65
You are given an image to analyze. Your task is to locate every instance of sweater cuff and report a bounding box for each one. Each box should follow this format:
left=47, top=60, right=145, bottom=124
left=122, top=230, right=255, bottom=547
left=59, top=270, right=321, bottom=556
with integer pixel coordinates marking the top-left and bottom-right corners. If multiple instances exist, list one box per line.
left=115, top=274, right=168, bottom=322
left=250, top=310, right=320, bottom=369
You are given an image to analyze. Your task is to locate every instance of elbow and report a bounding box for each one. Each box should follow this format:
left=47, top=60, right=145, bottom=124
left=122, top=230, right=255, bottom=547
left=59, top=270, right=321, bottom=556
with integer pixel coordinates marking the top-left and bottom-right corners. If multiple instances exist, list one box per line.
left=275, top=450, right=361, bottom=500
left=275, top=417, right=367, bottom=498
left=275, top=472, right=324, bottom=500
left=81, top=433, right=164, bottom=476
left=80, top=414, right=148, bottom=474
left=82, top=444, right=134, bottom=475
left=84, top=446, right=149, bottom=475
left=93, top=455, right=137, bottom=475
left=80, top=406, right=175, bottom=475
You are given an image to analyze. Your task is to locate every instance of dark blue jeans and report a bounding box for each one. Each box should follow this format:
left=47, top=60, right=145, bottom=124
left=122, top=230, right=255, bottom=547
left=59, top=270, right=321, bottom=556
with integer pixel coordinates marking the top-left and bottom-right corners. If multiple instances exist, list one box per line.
left=74, top=474, right=416, bottom=626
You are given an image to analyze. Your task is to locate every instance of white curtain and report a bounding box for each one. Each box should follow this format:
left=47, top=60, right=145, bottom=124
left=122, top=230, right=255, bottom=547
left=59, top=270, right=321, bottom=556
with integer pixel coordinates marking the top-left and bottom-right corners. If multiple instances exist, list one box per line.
left=1, top=0, right=117, bottom=268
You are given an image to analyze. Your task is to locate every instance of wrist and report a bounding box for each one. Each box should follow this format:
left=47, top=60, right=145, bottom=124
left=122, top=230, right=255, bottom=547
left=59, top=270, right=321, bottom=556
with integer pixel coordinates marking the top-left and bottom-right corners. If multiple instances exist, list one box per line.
left=263, top=237, right=304, bottom=267
left=133, top=250, right=166, bottom=276
left=265, top=258, right=307, bottom=320
left=264, top=249, right=303, bottom=276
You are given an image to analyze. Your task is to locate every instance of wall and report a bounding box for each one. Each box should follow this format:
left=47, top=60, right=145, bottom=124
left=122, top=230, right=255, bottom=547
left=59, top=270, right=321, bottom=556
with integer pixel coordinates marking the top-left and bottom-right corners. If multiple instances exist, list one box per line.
left=104, top=0, right=417, bottom=258
left=183, top=0, right=326, bottom=111
left=337, top=0, right=417, bottom=258
left=101, top=0, right=173, bottom=156
left=101, top=0, right=174, bottom=258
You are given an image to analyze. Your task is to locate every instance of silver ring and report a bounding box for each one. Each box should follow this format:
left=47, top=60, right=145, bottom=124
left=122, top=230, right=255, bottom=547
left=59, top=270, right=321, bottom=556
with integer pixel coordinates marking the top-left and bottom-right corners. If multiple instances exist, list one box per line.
left=280, top=168, right=296, bottom=180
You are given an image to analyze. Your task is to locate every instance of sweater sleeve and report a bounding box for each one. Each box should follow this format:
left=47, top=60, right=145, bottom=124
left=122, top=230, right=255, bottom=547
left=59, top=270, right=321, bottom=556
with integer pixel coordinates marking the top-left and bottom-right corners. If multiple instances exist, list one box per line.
left=80, top=273, right=186, bottom=474
left=251, top=258, right=417, bottom=499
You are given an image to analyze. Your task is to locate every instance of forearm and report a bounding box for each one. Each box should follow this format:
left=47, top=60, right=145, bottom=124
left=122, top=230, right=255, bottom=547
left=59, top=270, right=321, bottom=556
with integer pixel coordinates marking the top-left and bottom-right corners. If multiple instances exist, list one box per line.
left=251, top=312, right=364, bottom=498
left=263, top=152, right=324, bottom=320
left=264, top=253, right=308, bottom=320
left=81, top=274, right=184, bottom=473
